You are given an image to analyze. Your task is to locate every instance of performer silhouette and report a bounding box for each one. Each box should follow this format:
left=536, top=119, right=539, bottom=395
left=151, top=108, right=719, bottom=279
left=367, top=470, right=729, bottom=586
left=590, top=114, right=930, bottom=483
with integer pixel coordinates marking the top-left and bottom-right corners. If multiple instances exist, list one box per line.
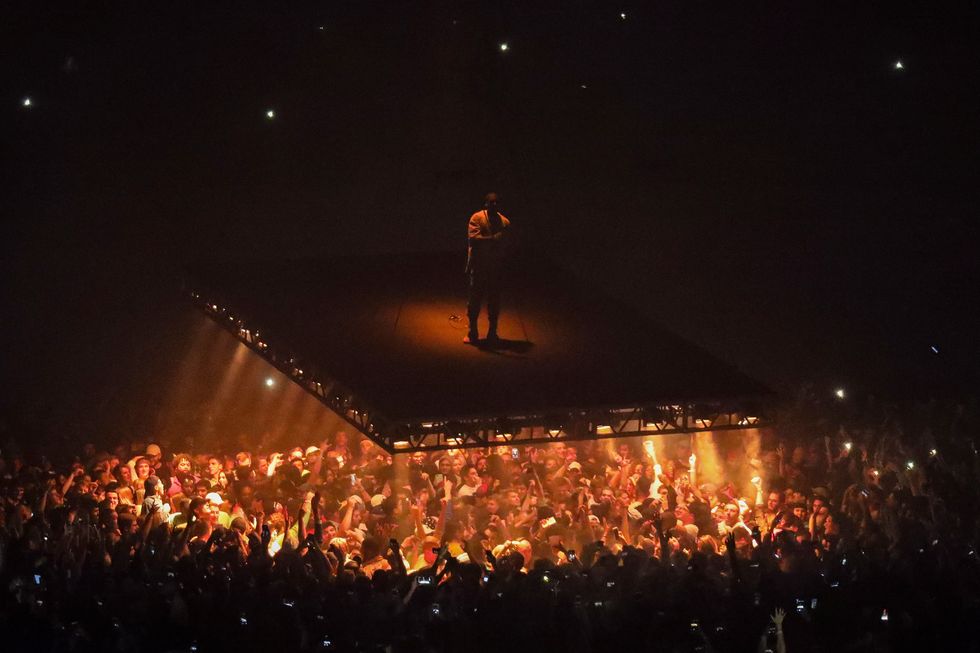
left=464, top=192, right=510, bottom=344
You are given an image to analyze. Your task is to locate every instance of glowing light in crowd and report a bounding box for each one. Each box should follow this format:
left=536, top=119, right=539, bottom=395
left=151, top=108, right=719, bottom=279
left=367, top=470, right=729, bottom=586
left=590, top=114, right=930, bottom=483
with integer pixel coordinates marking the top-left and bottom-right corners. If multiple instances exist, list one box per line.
left=499, top=43, right=509, bottom=52
left=906, top=460, right=915, bottom=470
left=620, top=12, right=627, bottom=20
left=22, top=97, right=32, bottom=107
left=930, top=448, right=938, bottom=457
left=266, top=109, right=276, bottom=119
left=265, top=377, right=275, bottom=387
left=835, top=388, right=846, bottom=399
left=844, top=441, right=852, bottom=452
left=894, top=60, right=904, bottom=70
left=931, top=345, right=939, bottom=354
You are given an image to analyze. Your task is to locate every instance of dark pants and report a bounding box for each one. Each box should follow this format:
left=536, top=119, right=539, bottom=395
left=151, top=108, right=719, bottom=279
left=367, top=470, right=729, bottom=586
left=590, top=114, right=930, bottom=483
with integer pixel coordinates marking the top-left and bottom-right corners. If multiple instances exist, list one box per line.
left=467, top=269, right=501, bottom=337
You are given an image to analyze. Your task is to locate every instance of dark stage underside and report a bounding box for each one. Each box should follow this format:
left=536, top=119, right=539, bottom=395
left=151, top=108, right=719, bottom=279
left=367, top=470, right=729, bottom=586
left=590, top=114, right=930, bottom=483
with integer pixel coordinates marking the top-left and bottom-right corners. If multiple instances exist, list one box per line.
left=187, top=252, right=767, bottom=425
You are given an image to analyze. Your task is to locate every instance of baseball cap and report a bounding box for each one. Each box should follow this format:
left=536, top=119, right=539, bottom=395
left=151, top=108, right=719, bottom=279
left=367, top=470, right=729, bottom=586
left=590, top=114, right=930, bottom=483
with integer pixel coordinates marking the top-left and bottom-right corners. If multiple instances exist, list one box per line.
left=567, top=461, right=582, bottom=471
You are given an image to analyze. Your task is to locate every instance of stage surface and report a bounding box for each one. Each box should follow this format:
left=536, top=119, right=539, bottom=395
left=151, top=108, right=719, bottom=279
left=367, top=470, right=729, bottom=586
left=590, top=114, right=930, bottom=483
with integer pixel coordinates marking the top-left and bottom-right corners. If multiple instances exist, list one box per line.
left=188, top=253, right=767, bottom=423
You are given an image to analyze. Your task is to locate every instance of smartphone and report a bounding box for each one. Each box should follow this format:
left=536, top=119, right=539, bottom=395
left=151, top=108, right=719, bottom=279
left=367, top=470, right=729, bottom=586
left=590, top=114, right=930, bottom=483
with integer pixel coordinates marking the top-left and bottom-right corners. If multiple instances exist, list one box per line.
left=349, top=474, right=356, bottom=485
left=511, top=447, right=519, bottom=460
left=418, top=576, right=433, bottom=585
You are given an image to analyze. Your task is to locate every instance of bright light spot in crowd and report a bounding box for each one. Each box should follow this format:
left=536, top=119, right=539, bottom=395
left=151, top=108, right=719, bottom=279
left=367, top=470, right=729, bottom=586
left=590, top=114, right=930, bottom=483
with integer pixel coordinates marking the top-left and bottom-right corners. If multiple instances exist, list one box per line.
left=499, top=43, right=509, bottom=52
left=894, top=60, right=904, bottom=70
left=580, top=84, right=588, bottom=89
left=620, top=12, right=627, bottom=20
left=930, top=448, right=938, bottom=457
left=906, top=460, right=915, bottom=470
left=835, top=388, right=846, bottom=399
left=930, top=345, right=939, bottom=354
left=266, top=109, right=276, bottom=119
left=22, top=97, right=32, bottom=107
left=844, top=441, right=852, bottom=452
left=265, top=377, right=275, bottom=387
left=318, top=25, right=325, bottom=31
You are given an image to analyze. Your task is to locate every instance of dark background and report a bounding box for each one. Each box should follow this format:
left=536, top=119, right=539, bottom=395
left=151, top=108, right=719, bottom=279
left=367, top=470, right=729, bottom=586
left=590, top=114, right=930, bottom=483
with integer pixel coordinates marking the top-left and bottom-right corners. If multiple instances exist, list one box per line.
left=2, top=1, right=978, bottom=442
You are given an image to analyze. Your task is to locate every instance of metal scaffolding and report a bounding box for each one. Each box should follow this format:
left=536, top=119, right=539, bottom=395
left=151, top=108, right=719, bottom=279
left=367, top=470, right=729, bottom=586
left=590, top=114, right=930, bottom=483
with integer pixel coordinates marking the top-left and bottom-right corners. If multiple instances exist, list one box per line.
left=189, top=289, right=770, bottom=453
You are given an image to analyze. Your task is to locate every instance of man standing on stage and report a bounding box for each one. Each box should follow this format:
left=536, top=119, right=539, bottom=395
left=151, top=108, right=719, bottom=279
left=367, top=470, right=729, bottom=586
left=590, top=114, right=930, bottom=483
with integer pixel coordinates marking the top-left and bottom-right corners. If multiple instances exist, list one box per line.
left=465, top=192, right=510, bottom=344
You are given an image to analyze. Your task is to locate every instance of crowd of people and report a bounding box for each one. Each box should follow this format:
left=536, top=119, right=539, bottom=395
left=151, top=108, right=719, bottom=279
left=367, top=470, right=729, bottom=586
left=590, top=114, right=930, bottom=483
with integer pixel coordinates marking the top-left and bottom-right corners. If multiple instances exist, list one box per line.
left=1, top=394, right=979, bottom=652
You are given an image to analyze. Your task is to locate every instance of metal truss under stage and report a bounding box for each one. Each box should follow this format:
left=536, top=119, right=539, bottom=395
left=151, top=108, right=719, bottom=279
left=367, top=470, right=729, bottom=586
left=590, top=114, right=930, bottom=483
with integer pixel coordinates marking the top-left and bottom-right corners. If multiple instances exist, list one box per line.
left=188, top=291, right=770, bottom=453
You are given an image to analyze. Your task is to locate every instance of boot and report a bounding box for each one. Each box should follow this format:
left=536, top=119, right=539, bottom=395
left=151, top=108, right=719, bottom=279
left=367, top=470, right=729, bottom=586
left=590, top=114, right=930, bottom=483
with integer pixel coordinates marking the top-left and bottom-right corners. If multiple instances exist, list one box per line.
left=486, top=317, right=499, bottom=343
left=464, top=314, right=479, bottom=344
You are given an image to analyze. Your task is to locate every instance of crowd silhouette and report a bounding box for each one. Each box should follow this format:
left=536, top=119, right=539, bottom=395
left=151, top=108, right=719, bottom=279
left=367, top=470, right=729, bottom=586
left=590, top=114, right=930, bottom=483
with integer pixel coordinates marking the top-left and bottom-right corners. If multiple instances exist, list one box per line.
left=1, top=391, right=978, bottom=652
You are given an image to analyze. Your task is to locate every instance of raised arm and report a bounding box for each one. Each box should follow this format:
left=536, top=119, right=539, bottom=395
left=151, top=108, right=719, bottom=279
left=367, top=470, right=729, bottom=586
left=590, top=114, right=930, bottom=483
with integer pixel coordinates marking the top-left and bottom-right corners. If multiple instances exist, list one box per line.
left=643, top=441, right=664, bottom=496
left=339, top=499, right=355, bottom=534
left=63, top=467, right=83, bottom=498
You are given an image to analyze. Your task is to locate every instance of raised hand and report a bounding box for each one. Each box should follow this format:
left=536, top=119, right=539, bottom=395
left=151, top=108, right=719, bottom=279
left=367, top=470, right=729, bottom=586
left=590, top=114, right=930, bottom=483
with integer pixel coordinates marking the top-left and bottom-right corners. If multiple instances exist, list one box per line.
left=770, top=608, right=785, bottom=628
left=725, top=531, right=736, bottom=552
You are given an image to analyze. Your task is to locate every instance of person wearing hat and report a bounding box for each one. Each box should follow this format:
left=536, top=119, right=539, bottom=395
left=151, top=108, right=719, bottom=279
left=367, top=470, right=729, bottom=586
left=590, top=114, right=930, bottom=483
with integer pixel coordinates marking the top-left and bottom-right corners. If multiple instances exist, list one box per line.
left=144, top=443, right=163, bottom=467
left=464, top=192, right=511, bottom=344
left=206, top=491, right=232, bottom=528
